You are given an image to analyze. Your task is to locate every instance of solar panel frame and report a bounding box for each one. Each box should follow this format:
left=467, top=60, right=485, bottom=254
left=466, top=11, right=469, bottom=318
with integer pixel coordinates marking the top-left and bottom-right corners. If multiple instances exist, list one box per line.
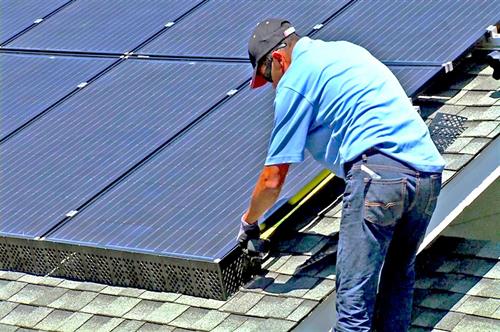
left=138, top=0, right=352, bottom=59
left=0, top=59, right=250, bottom=239
left=0, top=0, right=70, bottom=45
left=6, top=0, right=204, bottom=54
left=312, top=0, right=500, bottom=64
left=0, top=53, right=114, bottom=140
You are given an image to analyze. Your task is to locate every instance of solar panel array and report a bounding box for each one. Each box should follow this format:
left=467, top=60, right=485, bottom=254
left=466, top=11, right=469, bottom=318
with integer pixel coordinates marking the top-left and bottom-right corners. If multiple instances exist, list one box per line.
left=1, top=0, right=499, bottom=267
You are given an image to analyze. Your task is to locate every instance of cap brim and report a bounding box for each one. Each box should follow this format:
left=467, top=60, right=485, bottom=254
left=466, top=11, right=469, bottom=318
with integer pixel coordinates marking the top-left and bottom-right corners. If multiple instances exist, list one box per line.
left=250, top=70, right=268, bottom=89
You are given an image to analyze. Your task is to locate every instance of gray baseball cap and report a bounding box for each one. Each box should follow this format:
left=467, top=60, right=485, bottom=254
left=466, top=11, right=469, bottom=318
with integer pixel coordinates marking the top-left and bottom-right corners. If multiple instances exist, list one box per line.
left=248, top=18, right=295, bottom=88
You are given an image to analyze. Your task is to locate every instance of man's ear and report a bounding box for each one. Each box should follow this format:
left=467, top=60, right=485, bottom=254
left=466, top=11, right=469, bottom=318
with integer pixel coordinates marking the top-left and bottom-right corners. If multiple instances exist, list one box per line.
left=271, top=51, right=283, bottom=64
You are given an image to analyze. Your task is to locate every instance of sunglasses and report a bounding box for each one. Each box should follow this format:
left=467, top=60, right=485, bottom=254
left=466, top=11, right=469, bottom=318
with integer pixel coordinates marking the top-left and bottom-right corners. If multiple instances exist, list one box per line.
left=261, top=43, right=287, bottom=83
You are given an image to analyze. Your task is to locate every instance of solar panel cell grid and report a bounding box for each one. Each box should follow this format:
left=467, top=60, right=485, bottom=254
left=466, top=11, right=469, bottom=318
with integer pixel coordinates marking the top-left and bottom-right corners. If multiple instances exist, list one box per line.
left=0, top=53, right=114, bottom=139
left=47, top=86, right=323, bottom=260
left=314, top=0, right=500, bottom=63
left=139, top=0, right=351, bottom=58
left=0, top=0, right=69, bottom=44
left=0, top=59, right=249, bottom=238
left=7, top=0, right=203, bottom=53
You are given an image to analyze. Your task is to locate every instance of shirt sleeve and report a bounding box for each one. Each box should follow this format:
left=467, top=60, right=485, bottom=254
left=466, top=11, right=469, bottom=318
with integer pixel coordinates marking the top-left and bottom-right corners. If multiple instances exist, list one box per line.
left=265, top=87, right=314, bottom=165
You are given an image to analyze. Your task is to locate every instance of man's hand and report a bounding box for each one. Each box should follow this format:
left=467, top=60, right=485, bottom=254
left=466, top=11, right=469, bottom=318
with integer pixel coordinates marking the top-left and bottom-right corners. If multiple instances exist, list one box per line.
left=237, top=218, right=260, bottom=246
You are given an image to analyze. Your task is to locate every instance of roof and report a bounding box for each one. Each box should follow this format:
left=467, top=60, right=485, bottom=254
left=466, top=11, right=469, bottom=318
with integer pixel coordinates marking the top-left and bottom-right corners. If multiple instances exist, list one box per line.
left=0, top=52, right=498, bottom=332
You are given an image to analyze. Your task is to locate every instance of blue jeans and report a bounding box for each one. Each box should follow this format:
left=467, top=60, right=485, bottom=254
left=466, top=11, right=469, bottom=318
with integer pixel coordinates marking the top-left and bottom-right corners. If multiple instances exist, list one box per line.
left=335, top=150, right=442, bottom=332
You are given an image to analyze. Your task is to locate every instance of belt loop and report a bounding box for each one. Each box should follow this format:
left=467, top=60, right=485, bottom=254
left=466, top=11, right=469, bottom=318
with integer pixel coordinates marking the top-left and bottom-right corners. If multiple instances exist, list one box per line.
left=362, top=153, right=368, bottom=163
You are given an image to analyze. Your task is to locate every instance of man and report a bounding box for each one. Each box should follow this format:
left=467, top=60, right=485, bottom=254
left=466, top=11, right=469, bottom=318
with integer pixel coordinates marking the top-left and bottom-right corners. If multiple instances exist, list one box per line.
left=237, top=19, right=445, bottom=331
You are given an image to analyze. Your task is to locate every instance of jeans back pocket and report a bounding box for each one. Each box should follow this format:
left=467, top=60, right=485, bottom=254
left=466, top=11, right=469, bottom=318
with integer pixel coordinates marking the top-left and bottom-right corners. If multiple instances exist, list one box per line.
left=364, top=178, right=406, bottom=227
left=424, top=174, right=442, bottom=216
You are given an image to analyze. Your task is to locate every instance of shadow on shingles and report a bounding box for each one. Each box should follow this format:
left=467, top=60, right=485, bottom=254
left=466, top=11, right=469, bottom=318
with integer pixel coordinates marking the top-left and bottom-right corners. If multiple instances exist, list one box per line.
left=409, top=236, right=498, bottom=331
left=490, top=90, right=500, bottom=99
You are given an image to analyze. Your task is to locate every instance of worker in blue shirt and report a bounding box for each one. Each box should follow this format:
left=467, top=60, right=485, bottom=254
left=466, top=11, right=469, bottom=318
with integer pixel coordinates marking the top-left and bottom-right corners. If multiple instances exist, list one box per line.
left=237, top=19, right=445, bottom=331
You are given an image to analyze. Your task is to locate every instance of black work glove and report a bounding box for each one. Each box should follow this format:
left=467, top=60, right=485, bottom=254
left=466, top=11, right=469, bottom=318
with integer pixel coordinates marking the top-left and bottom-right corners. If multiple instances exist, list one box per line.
left=237, top=218, right=260, bottom=246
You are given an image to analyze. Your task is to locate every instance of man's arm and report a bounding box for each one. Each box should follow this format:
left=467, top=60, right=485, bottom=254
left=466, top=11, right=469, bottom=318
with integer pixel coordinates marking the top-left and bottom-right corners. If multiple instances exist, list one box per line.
left=243, top=163, right=290, bottom=223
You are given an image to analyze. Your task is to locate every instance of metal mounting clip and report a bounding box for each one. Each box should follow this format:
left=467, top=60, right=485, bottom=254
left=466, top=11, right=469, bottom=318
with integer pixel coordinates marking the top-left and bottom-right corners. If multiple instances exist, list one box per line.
left=312, top=23, right=324, bottom=30
left=33, top=18, right=44, bottom=24
left=165, top=21, right=175, bottom=28
left=442, top=61, right=453, bottom=73
left=77, top=82, right=88, bottom=89
left=66, top=210, right=79, bottom=218
left=227, top=89, right=238, bottom=96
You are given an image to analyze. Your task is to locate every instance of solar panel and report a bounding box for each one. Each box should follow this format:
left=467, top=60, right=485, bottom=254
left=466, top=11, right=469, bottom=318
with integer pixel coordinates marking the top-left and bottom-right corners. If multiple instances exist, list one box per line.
left=138, top=0, right=351, bottom=58
left=47, top=86, right=323, bottom=260
left=0, top=0, right=68, bottom=44
left=0, top=59, right=249, bottom=238
left=0, top=53, right=114, bottom=139
left=6, top=0, right=202, bottom=54
left=314, top=0, right=500, bottom=64
left=388, top=65, right=441, bottom=97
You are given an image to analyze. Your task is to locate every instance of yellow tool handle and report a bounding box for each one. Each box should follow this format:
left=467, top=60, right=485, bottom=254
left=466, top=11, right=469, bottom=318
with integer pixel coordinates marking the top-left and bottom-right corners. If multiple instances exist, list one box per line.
left=261, top=171, right=335, bottom=240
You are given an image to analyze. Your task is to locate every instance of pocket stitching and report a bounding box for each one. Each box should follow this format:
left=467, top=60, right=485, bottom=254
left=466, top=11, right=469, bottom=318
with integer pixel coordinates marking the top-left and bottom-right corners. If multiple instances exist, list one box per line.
left=364, top=179, right=406, bottom=225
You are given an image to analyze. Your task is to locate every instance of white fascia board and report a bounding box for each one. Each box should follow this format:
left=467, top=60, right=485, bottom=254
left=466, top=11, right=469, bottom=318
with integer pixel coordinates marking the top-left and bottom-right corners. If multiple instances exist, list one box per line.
left=419, top=137, right=500, bottom=252
left=293, top=291, right=336, bottom=332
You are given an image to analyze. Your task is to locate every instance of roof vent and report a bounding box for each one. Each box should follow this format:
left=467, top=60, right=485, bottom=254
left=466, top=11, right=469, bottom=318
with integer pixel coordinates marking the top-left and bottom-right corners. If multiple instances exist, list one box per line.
left=428, top=113, right=467, bottom=153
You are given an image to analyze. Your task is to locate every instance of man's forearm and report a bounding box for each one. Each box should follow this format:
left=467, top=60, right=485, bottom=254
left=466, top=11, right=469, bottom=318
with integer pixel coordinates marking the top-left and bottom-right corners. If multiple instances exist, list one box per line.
left=244, top=187, right=282, bottom=223
left=243, top=164, right=289, bottom=224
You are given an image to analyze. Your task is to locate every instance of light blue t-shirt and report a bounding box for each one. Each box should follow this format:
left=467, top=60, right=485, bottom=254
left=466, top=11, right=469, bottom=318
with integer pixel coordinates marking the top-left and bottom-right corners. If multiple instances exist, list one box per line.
left=265, top=37, right=445, bottom=179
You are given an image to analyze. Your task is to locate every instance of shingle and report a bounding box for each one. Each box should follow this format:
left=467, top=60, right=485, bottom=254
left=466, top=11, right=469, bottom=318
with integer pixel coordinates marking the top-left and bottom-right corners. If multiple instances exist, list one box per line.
left=264, top=274, right=319, bottom=298
left=80, top=294, right=141, bottom=317
left=286, top=299, right=318, bottom=321
left=8, top=284, right=67, bottom=306
left=454, top=258, right=498, bottom=277
left=455, top=91, right=497, bottom=106
left=484, top=262, right=500, bottom=279
left=277, top=234, right=327, bottom=255
left=324, top=203, right=343, bottom=219
left=0, top=304, right=52, bottom=328
left=411, top=307, right=447, bottom=327
left=444, top=137, right=473, bottom=153
left=123, top=300, right=163, bottom=321
left=0, top=302, right=18, bottom=320
left=432, top=274, right=481, bottom=294
left=418, top=290, right=465, bottom=310
left=459, top=106, right=500, bottom=120
left=452, top=315, right=500, bottom=332
left=477, top=242, right=500, bottom=260
left=0, top=271, right=25, bottom=281
left=303, top=278, right=335, bottom=300
left=465, top=63, right=493, bottom=76
left=460, top=137, right=492, bottom=154
left=144, top=302, right=189, bottom=324
left=17, top=274, right=64, bottom=287
left=468, top=278, right=500, bottom=299
left=486, top=123, right=500, bottom=138
left=262, top=255, right=291, bottom=273
left=0, top=323, right=16, bottom=332
left=220, top=291, right=264, bottom=314
left=302, top=216, right=340, bottom=236
left=463, top=75, right=500, bottom=91
left=0, top=280, right=27, bottom=300
left=174, top=294, right=225, bottom=309
left=434, top=311, right=465, bottom=330
left=34, top=309, right=75, bottom=331
left=137, top=322, right=174, bottom=331
left=138, top=291, right=181, bottom=302
left=246, top=295, right=302, bottom=319
left=244, top=272, right=278, bottom=292
left=444, top=90, right=468, bottom=105
left=211, top=314, right=247, bottom=332
left=59, top=312, right=93, bottom=332
left=100, top=286, right=145, bottom=298
left=48, top=290, right=99, bottom=311
left=461, top=121, right=500, bottom=137
left=111, top=319, right=144, bottom=331
left=455, top=296, right=500, bottom=317
left=442, top=153, right=474, bottom=171
left=449, top=74, right=477, bottom=91
left=58, top=280, right=107, bottom=292
left=169, top=307, right=229, bottom=331
left=234, top=316, right=296, bottom=332
left=442, top=169, right=457, bottom=183
left=315, top=261, right=337, bottom=280
left=75, top=315, right=123, bottom=332
left=277, top=255, right=311, bottom=275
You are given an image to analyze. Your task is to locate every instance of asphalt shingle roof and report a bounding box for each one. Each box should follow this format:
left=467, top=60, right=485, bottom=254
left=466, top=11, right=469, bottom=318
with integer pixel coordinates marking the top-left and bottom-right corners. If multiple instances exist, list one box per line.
left=0, top=58, right=498, bottom=331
